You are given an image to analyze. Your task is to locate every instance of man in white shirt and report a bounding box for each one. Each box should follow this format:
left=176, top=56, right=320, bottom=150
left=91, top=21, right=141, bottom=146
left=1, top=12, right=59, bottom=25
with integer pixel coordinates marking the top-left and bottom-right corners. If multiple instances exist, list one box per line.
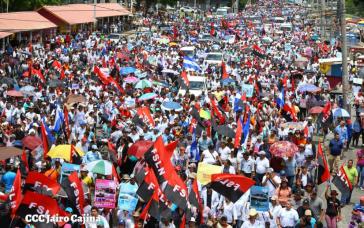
left=239, top=152, right=255, bottom=177
left=277, top=201, right=299, bottom=228
left=262, top=168, right=281, bottom=198
left=255, top=151, right=270, bottom=185
left=218, top=141, right=231, bottom=161
left=201, top=145, right=221, bottom=165
left=241, top=208, right=264, bottom=228
left=269, top=195, right=282, bottom=228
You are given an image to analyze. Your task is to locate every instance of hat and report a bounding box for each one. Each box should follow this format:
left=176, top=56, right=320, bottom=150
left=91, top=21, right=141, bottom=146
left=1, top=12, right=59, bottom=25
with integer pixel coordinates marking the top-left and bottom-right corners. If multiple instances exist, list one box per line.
left=304, top=210, right=312, bottom=216
left=65, top=207, right=73, bottom=213
left=267, top=168, right=274, bottom=173
left=29, top=129, right=36, bottom=134
left=91, top=145, right=98, bottom=150
left=303, top=199, right=309, bottom=205
left=271, top=195, right=278, bottom=201
left=258, top=151, right=266, bottom=155
left=122, top=174, right=131, bottom=180
left=249, top=208, right=258, bottom=217
left=190, top=217, right=196, bottom=223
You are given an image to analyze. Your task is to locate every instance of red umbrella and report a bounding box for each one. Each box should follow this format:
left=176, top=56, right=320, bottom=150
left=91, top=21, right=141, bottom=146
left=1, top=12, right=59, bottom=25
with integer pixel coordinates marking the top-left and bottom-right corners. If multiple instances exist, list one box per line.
left=22, top=135, right=42, bottom=150
left=270, top=141, right=299, bottom=157
left=128, top=140, right=154, bottom=158
left=309, top=106, right=324, bottom=114
left=7, top=90, right=23, bottom=97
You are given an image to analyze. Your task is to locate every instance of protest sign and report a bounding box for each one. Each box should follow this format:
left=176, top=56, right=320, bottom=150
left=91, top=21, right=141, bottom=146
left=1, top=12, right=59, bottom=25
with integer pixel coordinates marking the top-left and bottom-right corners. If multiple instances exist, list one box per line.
left=118, top=193, right=138, bottom=211
left=249, top=185, right=269, bottom=211
left=95, top=179, right=117, bottom=209
left=196, top=163, right=222, bottom=185
left=241, top=84, right=254, bottom=98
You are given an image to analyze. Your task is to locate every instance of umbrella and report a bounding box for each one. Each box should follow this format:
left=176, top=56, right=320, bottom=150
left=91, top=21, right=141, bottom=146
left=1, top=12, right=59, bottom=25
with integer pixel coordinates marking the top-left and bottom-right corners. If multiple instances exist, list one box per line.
left=49, top=79, right=64, bottom=88
left=0, top=147, right=23, bottom=161
left=309, top=106, right=324, bottom=114
left=124, top=76, right=139, bottom=84
left=262, top=37, right=273, bottom=43
left=153, top=81, right=169, bottom=87
left=270, top=141, right=299, bottom=157
left=135, top=70, right=148, bottom=78
left=47, top=145, right=84, bottom=161
left=66, top=94, right=87, bottom=104
left=22, top=136, right=42, bottom=150
left=161, top=101, right=183, bottom=111
left=6, top=90, right=23, bottom=97
left=213, top=124, right=235, bottom=138
left=128, top=140, right=154, bottom=158
left=135, top=79, right=152, bottom=89
left=199, top=109, right=211, bottom=120
left=332, top=108, right=350, bottom=117
left=139, top=92, right=158, bottom=101
left=20, top=85, right=35, bottom=96
left=120, top=67, right=136, bottom=75
left=280, top=122, right=306, bottom=130
left=58, top=182, right=89, bottom=198
left=162, top=69, right=179, bottom=75
left=297, top=84, right=321, bottom=93
left=221, top=78, right=235, bottom=85
left=86, top=160, right=113, bottom=175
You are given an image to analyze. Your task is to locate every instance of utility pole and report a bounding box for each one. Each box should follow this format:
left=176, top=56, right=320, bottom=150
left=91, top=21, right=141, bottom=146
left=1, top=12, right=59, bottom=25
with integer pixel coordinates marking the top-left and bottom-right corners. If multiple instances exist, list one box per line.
left=340, top=0, right=349, bottom=111
left=93, top=0, right=97, bottom=30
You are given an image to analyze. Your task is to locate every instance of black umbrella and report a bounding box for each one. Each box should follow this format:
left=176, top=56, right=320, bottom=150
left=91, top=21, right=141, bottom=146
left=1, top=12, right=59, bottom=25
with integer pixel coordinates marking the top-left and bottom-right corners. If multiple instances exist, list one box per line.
left=213, top=123, right=235, bottom=138
left=49, top=79, right=64, bottom=88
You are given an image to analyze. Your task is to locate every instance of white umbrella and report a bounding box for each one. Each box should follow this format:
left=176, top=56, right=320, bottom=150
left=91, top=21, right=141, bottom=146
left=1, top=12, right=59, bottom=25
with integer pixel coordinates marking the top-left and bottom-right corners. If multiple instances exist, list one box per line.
left=332, top=108, right=350, bottom=118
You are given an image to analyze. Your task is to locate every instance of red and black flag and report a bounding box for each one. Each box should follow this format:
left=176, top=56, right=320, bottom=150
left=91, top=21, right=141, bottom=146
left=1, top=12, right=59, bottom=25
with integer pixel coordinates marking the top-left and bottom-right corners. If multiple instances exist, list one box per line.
left=252, top=44, right=266, bottom=59
left=234, top=117, right=243, bottom=149
left=24, top=171, right=61, bottom=196
left=136, top=167, right=159, bottom=202
left=165, top=140, right=178, bottom=159
left=132, top=107, right=155, bottom=128
left=31, top=68, right=46, bottom=83
left=60, top=171, right=84, bottom=215
left=40, top=122, right=49, bottom=159
left=93, top=65, right=110, bottom=85
left=16, top=191, right=62, bottom=219
left=52, top=59, right=62, bottom=72
left=317, top=143, right=330, bottom=185
left=63, top=106, right=71, bottom=140
left=332, top=163, right=353, bottom=194
left=211, top=99, right=226, bottom=124
left=21, top=149, right=29, bottom=172
left=163, top=171, right=188, bottom=210
left=180, top=70, right=190, bottom=87
left=221, top=61, right=229, bottom=79
left=210, top=173, right=255, bottom=203
left=9, top=169, right=22, bottom=215
left=321, top=101, right=332, bottom=123
left=107, top=76, right=125, bottom=94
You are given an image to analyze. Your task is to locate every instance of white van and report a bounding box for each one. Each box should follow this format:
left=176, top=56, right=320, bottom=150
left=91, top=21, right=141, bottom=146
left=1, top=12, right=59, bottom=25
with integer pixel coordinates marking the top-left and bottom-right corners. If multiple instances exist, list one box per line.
left=180, top=46, right=196, bottom=58
left=216, top=7, right=231, bottom=18
left=178, top=76, right=207, bottom=97
left=203, top=52, right=224, bottom=66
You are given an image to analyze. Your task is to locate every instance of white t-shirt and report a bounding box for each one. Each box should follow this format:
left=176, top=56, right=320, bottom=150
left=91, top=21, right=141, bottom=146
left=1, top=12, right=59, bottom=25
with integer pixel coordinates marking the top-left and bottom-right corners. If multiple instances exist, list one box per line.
left=262, top=175, right=281, bottom=197
left=255, top=158, right=270, bottom=174
left=202, top=149, right=219, bottom=164
left=278, top=208, right=299, bottom=227
left=218, top=147, right=231, bottom=161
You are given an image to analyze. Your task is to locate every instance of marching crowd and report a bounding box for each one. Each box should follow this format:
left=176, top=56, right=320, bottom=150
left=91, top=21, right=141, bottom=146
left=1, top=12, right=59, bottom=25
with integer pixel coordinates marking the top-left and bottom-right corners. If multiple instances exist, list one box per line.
left=0, top=0, right=364, bottom=228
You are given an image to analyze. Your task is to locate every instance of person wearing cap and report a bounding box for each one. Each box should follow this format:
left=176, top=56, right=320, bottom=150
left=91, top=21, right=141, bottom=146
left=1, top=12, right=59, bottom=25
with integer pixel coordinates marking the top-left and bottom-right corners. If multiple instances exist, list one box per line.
left=262, top=167, right=281, bottom=198
left=83, top=144, right=102, bottom=163
left=255, top=151, right=270, bottom=185
left=296, top=209, right=316, bottom=228
left=119, top=174, right=138, bottom=197
left=309, top=191, right=325, bottom=222
left=198, top=131, right=213, bottom=152
left=241, top=208, right=261, bottom=228
left=325, top=186, right=341, bottom=228
left=270, top=195, right=283, bottom=227
left=276, top=201, right=299, bottom=228
left=297, top=198, right=314, bottom=219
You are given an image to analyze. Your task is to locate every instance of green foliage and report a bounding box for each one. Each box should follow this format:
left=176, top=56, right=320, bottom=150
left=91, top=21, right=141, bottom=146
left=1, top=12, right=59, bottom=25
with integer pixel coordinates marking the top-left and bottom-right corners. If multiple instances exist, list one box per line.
left=4, top=0, right=61, bottom=12
left=346, top=0, right=364, bottom=17
left=158, top=0, right=177, bottom=6
left=239, top=0, right=249, bottom=9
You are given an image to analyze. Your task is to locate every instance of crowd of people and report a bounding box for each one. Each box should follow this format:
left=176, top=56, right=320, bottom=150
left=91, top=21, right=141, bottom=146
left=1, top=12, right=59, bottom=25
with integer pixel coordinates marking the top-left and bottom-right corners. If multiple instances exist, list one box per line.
left=0, top=0, right=364, bottom=227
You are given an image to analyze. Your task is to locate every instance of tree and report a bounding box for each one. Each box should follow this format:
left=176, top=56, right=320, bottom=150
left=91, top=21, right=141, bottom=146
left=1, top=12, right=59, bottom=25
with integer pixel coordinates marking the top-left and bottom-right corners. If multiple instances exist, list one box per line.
left=2, top=0, right=61, bottom=12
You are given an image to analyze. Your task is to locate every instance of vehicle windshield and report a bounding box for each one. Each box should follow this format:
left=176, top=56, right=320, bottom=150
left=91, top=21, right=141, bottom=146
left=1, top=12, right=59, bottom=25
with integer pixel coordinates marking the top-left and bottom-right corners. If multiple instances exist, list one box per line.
left=206, top=54, right=222, bottom=61
left=217, top=10, right=227, bottom=16
left=108, top=34, right=120, bottom=39
left=189, top=81, right=204, bottom=90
